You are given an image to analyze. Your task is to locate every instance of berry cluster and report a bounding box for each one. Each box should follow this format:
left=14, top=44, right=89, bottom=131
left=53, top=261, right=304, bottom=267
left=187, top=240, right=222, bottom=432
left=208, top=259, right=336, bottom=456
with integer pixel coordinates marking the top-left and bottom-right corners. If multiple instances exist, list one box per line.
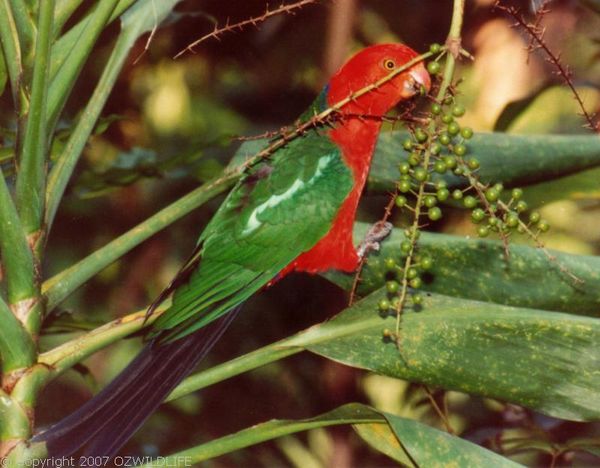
left=375, top=46, right=551, bottom=346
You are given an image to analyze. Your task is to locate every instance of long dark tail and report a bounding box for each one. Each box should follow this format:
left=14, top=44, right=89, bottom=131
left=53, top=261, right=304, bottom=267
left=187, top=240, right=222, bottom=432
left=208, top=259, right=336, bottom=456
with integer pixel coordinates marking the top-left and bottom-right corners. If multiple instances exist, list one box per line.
left=33, top=308, right=240, bottom=458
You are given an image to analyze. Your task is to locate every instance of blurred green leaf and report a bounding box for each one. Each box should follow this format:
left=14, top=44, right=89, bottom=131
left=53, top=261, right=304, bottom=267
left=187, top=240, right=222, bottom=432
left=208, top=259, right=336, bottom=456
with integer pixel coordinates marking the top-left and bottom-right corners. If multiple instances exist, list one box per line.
left=301, top=290, right=600, bottom=421
left=493, top=85, right=552, bottom=132
left=521, top=167, right=600, bottom=207
left=501, top=85, right=600, bottom=134
left=326, top=223, right=600, bottom=316
left=147, top=403, right=518, bottom=467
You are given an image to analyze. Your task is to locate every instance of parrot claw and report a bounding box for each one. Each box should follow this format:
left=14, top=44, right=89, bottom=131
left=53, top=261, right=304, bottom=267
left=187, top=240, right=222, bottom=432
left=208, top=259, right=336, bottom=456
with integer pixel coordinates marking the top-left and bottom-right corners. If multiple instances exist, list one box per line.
left=357, top=221, right=393, bottom=259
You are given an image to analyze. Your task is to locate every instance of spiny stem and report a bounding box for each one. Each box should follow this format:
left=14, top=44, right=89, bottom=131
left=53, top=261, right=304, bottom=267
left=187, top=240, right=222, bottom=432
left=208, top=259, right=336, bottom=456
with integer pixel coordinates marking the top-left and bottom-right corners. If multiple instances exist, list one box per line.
left=174, top=0, right=320, bottom=59
left=495, top=2, right=598, bottom=132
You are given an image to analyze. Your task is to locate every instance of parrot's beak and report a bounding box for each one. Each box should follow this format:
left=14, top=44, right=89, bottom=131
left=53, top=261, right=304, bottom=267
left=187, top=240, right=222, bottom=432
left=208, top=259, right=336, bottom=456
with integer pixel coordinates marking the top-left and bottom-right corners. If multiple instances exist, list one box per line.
left=402, top=64, right=431, bottom=97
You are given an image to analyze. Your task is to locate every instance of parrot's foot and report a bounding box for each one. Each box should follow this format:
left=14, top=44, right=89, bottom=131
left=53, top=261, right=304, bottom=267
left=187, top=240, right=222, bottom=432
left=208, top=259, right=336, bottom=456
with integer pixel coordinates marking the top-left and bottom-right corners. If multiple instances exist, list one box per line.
left=357, top=221, right=393, bottom=259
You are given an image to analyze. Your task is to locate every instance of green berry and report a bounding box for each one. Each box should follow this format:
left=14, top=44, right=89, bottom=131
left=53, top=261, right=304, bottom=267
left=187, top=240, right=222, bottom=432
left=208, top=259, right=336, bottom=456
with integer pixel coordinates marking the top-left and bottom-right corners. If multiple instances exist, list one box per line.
left=467, top=158, right=480, bottom=170
left=428, top=206, right=442, bottom=221
left=413, top=167, right=428, bottom=182
left=400, top=240, right=412, bottom=254
left=395, top=195, right=408, bottom=208
left=471, top=208, right=486, bottom=223
left=443, top=155, right=457, bottom=169
left=421, top=256, right=433, bottom=270
left=413, top=294, right=423, bottom=305
left=452, top=104, right=466, bottom=117
left=453, top=143, right=467, bottom=156
left=493, top=183, right=504, bottom=193
left=398, top=162, right=410, bottom=174
left=447, top=121, right=460, bottom=135
left=378, top=299, right=390, bottom=311
left=408, top=152, right=421, bottom=166
left=430, top=142, right=442, bottom=155
left=485, top=188, right=499, bottom=202
left=407, top=267, right=418, bottom=279
left=477, top=226, right=490, bottom=237
left=512, top=188, right=523, bottom=200
left=386, top=281, right=400, bottom=294
left=436, top=180, right=447, bottom=189
left=431, top=103, right=442, bottom=115
left=505, top=212, right=519, bottom=228
left=439, top=133, right=451, bottom=146
left=538, top=220, right=550, bottom=232
left=454, top=167, right=464, bottom=176
left=398, top=180, right=411, bottom=193
left=434, top=160, right=447, bottom=174
left=403, top=139, right=413, bottom=151
left=415, top=129, right=428, bottom=143
left=452, top=189, right=463, bottom=200
left=529, top=211, right=541, bottom=224
left=463, top=195, right=477, bottom=208
left=429, top=43, right=442, bottom=54
left=461, top=127, right=473, bottom=139
left=384, top=258, right=397, bottom=270
left=427, top=61, right=441, bottom=75
left=424, top=195, right=437, bottom=207
left=516, top=200, right=528, bottom=213
left=436, top=188, right=450, bottom=201
left=442, top=114, right=454, bottom=124
left=410, top=277, right=423, bottom=289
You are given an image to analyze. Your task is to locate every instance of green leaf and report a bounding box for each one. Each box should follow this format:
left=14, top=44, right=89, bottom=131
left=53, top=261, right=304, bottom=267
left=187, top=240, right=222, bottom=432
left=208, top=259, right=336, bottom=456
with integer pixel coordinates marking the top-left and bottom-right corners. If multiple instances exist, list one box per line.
left=369, top=131, right=600, bottom=191
left=300, top=290, right=600, bottom=421
left=493, top=85, right=552, bottom=132
left=325, top=223, right=600, bottom=316
left=138, top=403, right=518, bottom=467
left=502, top=86, right=600, bottom=134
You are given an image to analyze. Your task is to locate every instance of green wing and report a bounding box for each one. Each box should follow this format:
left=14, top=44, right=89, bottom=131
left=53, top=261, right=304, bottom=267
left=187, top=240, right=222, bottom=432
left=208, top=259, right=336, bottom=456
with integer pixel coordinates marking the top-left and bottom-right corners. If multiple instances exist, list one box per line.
left=151, top=130, right=353, bottom=342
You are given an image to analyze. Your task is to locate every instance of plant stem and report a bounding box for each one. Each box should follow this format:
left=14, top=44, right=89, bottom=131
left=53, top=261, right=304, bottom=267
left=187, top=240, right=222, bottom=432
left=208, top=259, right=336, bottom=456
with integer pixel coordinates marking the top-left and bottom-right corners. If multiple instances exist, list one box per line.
left=53, top=0, right=86, bottom=35
left=0, top=296, right=35, bottom=372
left=7, top=0, right=34, bottom=63
left=0, top=0, right=23, bottom=106
left=0, top=167, right=35, bottom=305
left=43, top=172, right=238, bottom=311
left=46, top=0, right=120, bottom=131
left=15, top=0, right=54, bottom=236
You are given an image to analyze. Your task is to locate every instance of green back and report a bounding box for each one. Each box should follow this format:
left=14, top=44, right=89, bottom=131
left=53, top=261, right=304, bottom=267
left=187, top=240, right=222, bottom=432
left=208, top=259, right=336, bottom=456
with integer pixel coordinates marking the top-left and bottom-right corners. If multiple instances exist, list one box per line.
left=151, top=129, right=354, bottom=342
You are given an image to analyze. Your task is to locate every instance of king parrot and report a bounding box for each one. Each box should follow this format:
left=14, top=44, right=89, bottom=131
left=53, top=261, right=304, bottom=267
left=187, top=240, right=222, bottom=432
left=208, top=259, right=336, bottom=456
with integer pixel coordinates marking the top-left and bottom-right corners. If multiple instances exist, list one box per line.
left=34, top=43, right=431, bottom=458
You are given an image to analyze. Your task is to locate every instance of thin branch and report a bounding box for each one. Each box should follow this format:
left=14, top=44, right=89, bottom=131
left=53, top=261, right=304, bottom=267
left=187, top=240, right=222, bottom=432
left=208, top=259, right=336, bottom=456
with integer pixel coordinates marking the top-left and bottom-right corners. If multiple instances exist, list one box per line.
left=174, top=0, right=321, bottom=59
left=495, top=2, right=599, bottom=132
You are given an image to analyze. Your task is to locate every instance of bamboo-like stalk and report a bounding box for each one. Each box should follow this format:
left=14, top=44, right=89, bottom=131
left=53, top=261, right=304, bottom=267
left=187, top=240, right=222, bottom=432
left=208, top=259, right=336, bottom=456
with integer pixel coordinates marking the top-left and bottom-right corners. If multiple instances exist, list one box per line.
left=0, top=0, right=23, bottom=106
left=46, top=0, right=120, bottom=131
left=15, top=0, right=54, bottom=236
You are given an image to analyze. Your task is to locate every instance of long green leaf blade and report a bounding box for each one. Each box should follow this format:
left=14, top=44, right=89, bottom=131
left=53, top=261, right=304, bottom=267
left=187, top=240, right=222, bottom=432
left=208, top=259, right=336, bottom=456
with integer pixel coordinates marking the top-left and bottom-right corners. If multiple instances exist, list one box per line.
left=326, top=223, right=600, bottom=316
left=301, top=290, right=600, bottom=421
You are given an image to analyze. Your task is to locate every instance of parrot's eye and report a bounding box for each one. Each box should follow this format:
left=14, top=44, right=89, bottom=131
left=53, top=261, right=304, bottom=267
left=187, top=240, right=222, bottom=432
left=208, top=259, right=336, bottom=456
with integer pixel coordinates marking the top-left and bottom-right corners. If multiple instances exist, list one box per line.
left=383, top=59, right=396, bottom=70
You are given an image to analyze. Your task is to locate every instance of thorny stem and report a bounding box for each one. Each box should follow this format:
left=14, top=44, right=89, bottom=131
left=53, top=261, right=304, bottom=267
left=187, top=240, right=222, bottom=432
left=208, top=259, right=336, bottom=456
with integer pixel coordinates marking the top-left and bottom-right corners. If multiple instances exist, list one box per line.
left=174, top=0, right=320, bottom=59
left=495, top=2, right=598, bottom=132
left=392, top=0, right=465, bottom=346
